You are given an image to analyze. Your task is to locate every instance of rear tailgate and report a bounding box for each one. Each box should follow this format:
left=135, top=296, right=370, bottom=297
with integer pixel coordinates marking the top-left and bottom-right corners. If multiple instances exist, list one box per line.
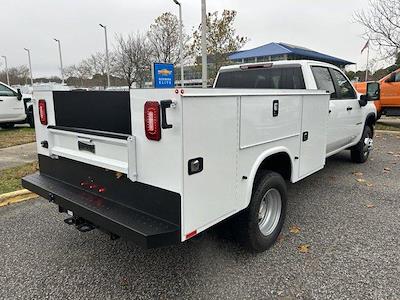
left=33, top=90, right=137, bottom=181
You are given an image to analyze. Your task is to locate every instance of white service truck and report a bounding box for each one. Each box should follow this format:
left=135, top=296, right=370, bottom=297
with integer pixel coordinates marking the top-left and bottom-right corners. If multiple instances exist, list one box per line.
left=0, top=82, right=34, bottom=128
left=22, top=60, right=376, bottom=252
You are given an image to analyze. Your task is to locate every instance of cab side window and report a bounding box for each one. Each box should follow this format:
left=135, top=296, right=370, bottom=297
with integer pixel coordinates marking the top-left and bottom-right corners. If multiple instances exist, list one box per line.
left=330, top=69, right=357, bottom=99
left=395, top=72, right=400, bottom=82
left=0, top=84, right=16, bottom=97
left=311, top=66, right=337, bottom=99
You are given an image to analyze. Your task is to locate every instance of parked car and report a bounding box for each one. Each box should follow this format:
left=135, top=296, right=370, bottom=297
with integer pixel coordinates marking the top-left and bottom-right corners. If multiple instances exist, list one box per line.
left=0, top=81, right=34, bottom=128
left=354, top=68, right=400, bottom=119
left=23, top=60, right=376, bottom=252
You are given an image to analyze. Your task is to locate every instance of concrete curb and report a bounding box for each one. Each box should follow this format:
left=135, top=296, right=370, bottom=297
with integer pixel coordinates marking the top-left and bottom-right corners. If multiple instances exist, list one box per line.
left=0, top=189, right=38, bottom=208
left=375, top=129, right=400, bottom=135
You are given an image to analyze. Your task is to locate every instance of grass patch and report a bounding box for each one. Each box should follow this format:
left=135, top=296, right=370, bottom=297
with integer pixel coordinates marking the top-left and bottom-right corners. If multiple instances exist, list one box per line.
left=0, top=161, right=38, bottom=194
left=0, top=127, right=36, bottom=148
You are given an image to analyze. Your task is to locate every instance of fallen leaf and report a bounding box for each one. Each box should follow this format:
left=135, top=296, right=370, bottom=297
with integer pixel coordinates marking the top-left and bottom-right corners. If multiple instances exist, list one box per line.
left=383, top=167, right=391, bottom=172
left=387, top=151, right=394, bottom=155
left=366, top=204, right=375, bottom=208
left=366, top=183, right=373, bottom=187
left=352, top=172, right=363, bottom=177
left=289, top=225, right=301, bottom=234
left=298, top=244, right=310, bottom=253
left=356, top=178, right=366, bottom=183
left=394, top=154, right=400, bottom=158
left=276, top=234, right=284, bottom=243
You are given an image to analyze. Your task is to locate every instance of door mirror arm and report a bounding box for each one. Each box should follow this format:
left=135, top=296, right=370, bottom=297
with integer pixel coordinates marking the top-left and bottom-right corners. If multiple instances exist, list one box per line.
left=17, top=88, right=23, bottom=101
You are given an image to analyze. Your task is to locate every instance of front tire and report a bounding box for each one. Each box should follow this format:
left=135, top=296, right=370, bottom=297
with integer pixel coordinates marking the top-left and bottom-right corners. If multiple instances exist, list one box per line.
left=351, top=126, right=373, bottom=163
left=235, top=171, right=287, bottom=252
left=27, top=110, right=35, bottom=128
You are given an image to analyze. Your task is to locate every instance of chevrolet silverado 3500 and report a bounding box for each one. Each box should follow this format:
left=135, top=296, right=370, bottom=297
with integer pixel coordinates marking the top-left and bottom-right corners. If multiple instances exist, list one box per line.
left=22, top=60, right=376, bottom=252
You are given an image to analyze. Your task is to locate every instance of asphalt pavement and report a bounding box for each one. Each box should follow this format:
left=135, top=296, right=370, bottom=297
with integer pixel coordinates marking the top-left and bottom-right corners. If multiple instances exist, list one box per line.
left=0, top=132, right=399, bottom=299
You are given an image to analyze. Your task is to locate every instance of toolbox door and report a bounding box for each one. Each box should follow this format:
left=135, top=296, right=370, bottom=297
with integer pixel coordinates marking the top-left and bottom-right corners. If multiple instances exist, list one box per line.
left=298, top=94, right=330, bottom=179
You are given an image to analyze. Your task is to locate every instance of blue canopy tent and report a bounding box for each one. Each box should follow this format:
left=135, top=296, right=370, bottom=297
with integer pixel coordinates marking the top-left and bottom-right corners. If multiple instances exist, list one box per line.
left=229, top=42, right=354, bottom=68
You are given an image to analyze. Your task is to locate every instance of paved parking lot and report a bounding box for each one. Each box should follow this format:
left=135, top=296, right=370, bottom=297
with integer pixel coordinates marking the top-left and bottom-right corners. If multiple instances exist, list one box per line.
left=1, top=132, right=399, bottom=299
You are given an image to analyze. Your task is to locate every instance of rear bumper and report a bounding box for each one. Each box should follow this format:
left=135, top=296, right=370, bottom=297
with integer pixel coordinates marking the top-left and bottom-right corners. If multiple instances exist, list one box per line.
left=22, top=172, right=181, bottom=249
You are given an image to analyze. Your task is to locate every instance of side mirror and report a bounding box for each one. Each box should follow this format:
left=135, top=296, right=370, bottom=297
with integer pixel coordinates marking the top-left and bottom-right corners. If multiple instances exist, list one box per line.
left=359, top=94, right=369, bottom=107
left=17, top=88, right=23, bottom=101
left=386, top=72, right=396, bottom=83
left=366, top=82, right=380, bottom=100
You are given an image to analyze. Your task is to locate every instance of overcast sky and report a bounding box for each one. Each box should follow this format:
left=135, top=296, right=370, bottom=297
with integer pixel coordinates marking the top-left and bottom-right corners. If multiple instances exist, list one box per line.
left=2, top=0, right=377, bottom=77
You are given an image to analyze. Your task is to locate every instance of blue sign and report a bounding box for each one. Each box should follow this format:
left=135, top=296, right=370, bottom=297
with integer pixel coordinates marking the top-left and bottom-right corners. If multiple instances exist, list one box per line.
left=153, top=63, right=175, bottom=89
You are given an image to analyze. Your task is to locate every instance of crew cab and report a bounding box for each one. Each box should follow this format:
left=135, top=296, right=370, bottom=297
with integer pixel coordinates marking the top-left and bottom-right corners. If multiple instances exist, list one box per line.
left=22, top=60, right=376, bottom=252
left=0, top=81, right=34, bottom=128
left=354, top=68, right=400, bottom=118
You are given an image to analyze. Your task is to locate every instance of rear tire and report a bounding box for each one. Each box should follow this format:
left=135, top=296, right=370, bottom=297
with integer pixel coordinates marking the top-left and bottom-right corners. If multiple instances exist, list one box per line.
left=351, top=126, right=373, bottom=163
left=0, top=123, right=15, bottom=129
left=234, top=171, right=287, bottom=252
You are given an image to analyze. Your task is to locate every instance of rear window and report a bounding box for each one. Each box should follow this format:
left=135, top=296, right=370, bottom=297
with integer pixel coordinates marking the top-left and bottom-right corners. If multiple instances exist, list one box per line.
left=215, top=66, right=306, bottom=89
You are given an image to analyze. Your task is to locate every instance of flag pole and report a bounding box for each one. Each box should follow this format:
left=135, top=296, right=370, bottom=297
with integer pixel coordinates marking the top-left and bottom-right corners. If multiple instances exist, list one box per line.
left=365, top=45, right=369, bottom=81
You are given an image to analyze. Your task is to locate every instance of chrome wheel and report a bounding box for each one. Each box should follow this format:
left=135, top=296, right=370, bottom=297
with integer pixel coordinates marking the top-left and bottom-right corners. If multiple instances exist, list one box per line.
left=258, top=188, right=282, bottom=236
left=363, top=134, right=373, bottom=157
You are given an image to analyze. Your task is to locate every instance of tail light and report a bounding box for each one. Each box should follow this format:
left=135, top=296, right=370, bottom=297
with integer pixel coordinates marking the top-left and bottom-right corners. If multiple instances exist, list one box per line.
left=38, top=99, right=48, bottom=125
left=144, top=101, right=161, bottom=141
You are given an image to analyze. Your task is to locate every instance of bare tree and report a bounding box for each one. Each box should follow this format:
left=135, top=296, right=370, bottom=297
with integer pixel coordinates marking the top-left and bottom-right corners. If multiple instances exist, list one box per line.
left=148, top=12, right=190, bottom=65
left=83, top=52, right=117, bottom=88
left=64, top=61, right=92, bottom=87
left=355, top=0, right=400, bottom=60
left=114, top=32, right=152, bottom=88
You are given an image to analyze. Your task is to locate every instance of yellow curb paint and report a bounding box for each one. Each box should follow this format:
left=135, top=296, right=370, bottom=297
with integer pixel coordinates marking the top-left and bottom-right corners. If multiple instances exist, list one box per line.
left=0, top=189, right=38, bottom=207
left=0, top=189, right=32, bottom=200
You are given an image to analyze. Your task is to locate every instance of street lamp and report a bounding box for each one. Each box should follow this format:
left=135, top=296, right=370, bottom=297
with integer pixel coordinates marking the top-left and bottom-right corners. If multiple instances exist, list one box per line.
left=201, top=0, right=207, bottom=88
left=99, top=23, right=111, bottom=88
left=54, top=38, right=64, bottom=85
left=24, top=48, right=34, bottom=86
left=173, top=0, right=184, bottom=87
left=1, top=55, right=10, bottom=85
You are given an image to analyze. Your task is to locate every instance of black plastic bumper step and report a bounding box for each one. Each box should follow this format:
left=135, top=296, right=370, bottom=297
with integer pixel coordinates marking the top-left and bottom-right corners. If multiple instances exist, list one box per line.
left=22, top=173, right=180, bottom=248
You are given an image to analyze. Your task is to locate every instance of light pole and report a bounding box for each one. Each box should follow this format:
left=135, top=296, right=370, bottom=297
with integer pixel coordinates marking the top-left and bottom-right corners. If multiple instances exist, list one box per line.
left=1, top=56, right=9, bottom=85
left=99, top=23, right=111, bottom=88
left=201, top=0, right=208, bottom=88
left=173, top=0, right=184, bottom=87
left=54, top=38, right=64, bottom=84
left=24, top=48, right=34, bottom=86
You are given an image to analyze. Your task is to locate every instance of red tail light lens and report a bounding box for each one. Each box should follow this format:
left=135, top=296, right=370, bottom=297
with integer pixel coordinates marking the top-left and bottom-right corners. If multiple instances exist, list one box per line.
left=38, top=99, right=48, bottom=125
left=144, top=101, right=161, bottom=141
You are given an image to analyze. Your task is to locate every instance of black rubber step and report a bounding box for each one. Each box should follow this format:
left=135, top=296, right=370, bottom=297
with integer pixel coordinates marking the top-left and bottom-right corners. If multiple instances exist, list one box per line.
left=22, top=173, right=180, bottom=248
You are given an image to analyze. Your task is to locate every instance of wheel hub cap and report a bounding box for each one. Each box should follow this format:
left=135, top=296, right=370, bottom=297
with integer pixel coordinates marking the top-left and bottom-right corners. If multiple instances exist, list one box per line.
left=258, top=188, right=282, bottom=236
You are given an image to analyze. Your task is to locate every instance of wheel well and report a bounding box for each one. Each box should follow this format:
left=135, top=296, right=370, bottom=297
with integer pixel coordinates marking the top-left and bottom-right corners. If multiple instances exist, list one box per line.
left=254, top=152, right=292, bottom=183
left=366, top=113, right=376, bottom=135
